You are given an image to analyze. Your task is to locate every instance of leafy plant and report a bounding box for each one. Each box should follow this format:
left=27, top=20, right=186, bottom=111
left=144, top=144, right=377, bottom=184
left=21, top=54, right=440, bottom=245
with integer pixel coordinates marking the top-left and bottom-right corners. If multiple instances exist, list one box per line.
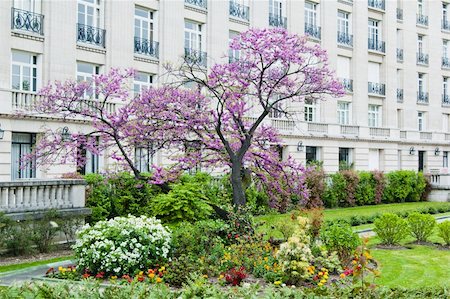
left=224, top=266, right=247, bottom=286
left=320, top=222, right=360, bottom=265
left=304, top=165, right=326, bottom=208
left=373, top=213, right=409, bottom=245
left=407, top=212, right=436, bottom=243
left=30, top=210, right=60, bottom=253
left=355, top=171, right=375, bottom=206
left=438, top=221, right=450, bottom=246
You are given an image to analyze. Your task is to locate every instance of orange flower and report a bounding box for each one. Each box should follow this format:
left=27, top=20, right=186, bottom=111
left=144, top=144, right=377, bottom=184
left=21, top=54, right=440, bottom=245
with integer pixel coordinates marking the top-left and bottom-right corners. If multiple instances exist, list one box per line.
left=156, top=277, right=162, bottom=283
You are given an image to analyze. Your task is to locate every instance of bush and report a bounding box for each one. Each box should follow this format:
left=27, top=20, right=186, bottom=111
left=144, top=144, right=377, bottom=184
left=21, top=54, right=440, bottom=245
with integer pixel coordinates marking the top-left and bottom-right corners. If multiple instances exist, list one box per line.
left=372, top=171, right=385, bottom=204
left=355, top=171, right=375, bottom=206
left=373, top=213, right=409, bottom=245
left=407, top=212, right=436, bottom=243
left=84, top=173, right=112, bottom=223
left=2, top=219, right=34, bottom=256
left=304, top=166, right=325, bottom=208
left=383, top=171, right=427, bottom=203
left=73, top=215, right=171, bottom=276
left=30, top=210, right=60, bottom=253
left=438, top=221, right=450, bottom=246
left=150, top=181, right=213, bottom=224
left=323, top=172, right=346, bottom=208
left=319, top=222, right=360, bottom=265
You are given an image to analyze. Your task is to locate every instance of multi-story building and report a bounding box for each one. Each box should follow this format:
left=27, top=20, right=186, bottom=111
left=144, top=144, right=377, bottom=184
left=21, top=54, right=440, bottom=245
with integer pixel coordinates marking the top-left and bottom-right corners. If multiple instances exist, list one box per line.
left=1, top=0, right=450, bottom=181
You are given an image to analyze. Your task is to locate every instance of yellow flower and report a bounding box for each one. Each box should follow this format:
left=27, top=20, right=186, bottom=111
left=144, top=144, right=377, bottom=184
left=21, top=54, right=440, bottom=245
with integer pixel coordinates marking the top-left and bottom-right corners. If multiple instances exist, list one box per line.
left=352, top=260, right=357, bottom=265
left=110, top=276, right=117, bottom=280
left=139, top=271, right=144, bottom=276
left=318, top=272, right=323, bottom=276
left=340, top=273, right=346, bottom=279
left=320, top=279, right=326, bottom=284
left=160, top=266, right=165, bottom=271
left=202, top=274, right=208, bottom=278
left=219, top=274, right=224, bottom=279
left=323, top=274, right=328, bottom=279
left=274, top=281, right=282, bottom=286
left=148, top=273, right=155, bottom=279
left=318, top=282, right=323, bottom=287
left=58, top=266, right=63, bottom=272
left=156, top=277, right=162, bottom=283
left=264, top=257, right=269, bottom=262
left=72, top=268, right=76, bottom=272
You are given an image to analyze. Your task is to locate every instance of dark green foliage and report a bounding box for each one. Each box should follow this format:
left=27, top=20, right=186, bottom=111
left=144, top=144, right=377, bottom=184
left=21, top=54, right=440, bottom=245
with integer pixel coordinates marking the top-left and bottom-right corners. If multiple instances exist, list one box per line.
left=320, top=222, right=360, bottom=264
left=84, top=173, right=112, bottom=223
left=383, top=171, right=428, bottom=203
left=30, top=210, right=60, bottom=253
left=355, top=171, right=375, bottom=206
left=323, top=172, right=346, bottom=208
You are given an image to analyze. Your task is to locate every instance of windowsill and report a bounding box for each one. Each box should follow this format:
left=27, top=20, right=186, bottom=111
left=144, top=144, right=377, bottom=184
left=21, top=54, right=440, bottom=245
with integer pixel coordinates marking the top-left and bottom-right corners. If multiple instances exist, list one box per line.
left=11, top=29, right=44, bottom=41
left=184, top=3, right=207, bottom=14
left=368, top=49, right=386, bottom=56
left=76, top=43, right=106, bottom=54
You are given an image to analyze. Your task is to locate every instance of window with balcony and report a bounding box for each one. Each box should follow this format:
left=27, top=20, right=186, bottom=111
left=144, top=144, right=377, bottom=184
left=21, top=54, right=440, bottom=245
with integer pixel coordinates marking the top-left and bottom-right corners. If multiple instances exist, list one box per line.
left=443, top=77, right=449, bottom=105
left=417, top=73, right=428, bottom=103
left=417, top=0, right=428, bottom=26
left=337, top=56, right=352, bottom=92
left=77, top=136, right=100, bottom=175
left=417, top=35, right=428, bottom=65
left=134, top=72, right=154, bottom=95
left=397, top=69, right=403, bottom=102
left=305, top=2, right=320, bottom=40
left=11, top=50, right=38, bottom=92
left=269, top=0, right=286, bottom=28
left=269, top=100, right=284, bottom=118
left=418, top=111, right=425, bottom=131
left=135, top=144, right=154, bottom=173
left=304, top=99, right=318, bottom=122
left=443, top=40, right=450, bottom=68
left=11, top=0, right=44, bottom=35
left=368, top=0, right=385, bottom=10
left=306, top=146, right=320, bottom=164
left=397, top=29, right=403, bottom=62
left=368, top=62, right=385, bottom=95
left=134, top=7, right=158, bottom=59
left=185, top=0, right=207, bottom=9
left=337, top=101, right=350, bottom=125
left=444, top=3, right=449, bottom=30
left=184, top=20, right=206, bottom=67
left=11, top=132, right=36, bottom=180
left=229, top=0, right=249, bottom=21
left=368, top=19, right=384, bottom=53
left=77, top=62, right=99, bottom=98
left=397, top=0, right=403, bottom=20
left=368, top=104, right=381, bottom=127
left=337, top=10, right=352, bottom=47
left=77, top=0, right=105, bottom=47
left=339, top=147, right=353, bottom=170
left=229, top=31, right=240, bottom=63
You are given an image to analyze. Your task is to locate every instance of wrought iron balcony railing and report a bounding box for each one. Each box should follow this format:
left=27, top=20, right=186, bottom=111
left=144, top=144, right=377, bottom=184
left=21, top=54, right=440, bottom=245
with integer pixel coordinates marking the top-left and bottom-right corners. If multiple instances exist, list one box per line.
left=417, top=52, right=429, bottom=65
left=443, top=19, right=450, bottom=31
left=368, top=0, right=385, bottom=10
left=339, top=78, right=353, bottom=92
left=397, top=8, right=403, bottom=20
left=397, top=88, right=403, bottom=102
left=185, top=0, right=207, bottom=9
left=368, top=38, right=385, bottom=53
left=229, top=1, right=249, bottom=21
left=443, top=57, right=450, bottom=68
left=443, top=94, right=450, bottom=106
left=134, top=37, right=159, bottom=59
left=269, top=13, right=287, bottom=29
left=305, top=23, right=321, bottom=40
left=77, top=23, right=105, bottom=48
left=397, top=48, right=403, bottom=62
left=417, top=14, right=428, bottom=26
left=417, top=91, right=429, bottom=104
left=11, top=8, right=44, bottom=35
left=368, top=82, right=385, bottom=96
left=337, top=32, right=353, bottom=47
left=184, top=48, right=207, bottom=67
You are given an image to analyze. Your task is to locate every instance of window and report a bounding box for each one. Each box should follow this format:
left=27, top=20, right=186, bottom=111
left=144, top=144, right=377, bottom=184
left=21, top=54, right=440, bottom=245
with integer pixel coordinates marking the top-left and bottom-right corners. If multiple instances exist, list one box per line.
left=77, top=62, right=99, bottom=98
left=337, top=101, right=350, bottom=125
left=443, top=113, right=450, bottom=131
left=417, top=0, right=423, bottom=15
left=11, top=132, right=36, bottom=180
left=14, top=0, right=42, bottom=12
left=306, top=146, right=320, bottom=164
left=229, top=31, right=240, bottom=62
left=11, top=50, right=38, bottom=92
left=417, top=35, right=424, bottom=54
left=444, top=151, right=449, bottom=168
left=444, top=3, right=449, bottom=23
left=418, top=111, right=425, bottom=131
left=269, top=100, right=284, bottom=118
left=339, top=148, right=353, bottom=169
left=135, top=144, right=154, bottom=173
left=337, top=56, right=351, bottom=79
left=418, top=73, right=425, bottom=94
left=337, top=10, right=350, bottom=35
left=184, top=20, right=202, bottom=51
left=134, top=72, right=154, bottom=95
left=397, top=149, right=402, bottom=170
left=368, top=62, right=380, bottom=83
left=304, top=99, right=318, bottom=122
left=444, top=40, right=449, bottom=58
left=77, top=0, right=100, bottom=27
left=368, top=104, right=381, bottom=127
left=134, top=7, right=154, bottom=42
left=397, top=109, right=403, bottom=129
left=77, top=136, right=100, bottom=175
left=368, top=19, right=380, bottom=43
left=304, top=2, right=318, bottom=27
left=444, top=77, right=449, bottom=97
left=269, top=0, right=284, bottom=18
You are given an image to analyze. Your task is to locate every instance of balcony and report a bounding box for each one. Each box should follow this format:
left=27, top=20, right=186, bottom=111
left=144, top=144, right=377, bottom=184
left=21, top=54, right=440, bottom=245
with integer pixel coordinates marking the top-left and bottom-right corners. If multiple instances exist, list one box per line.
left=337, top=32, right=353, bottom=47
left=400, top=131, right=407, bottom=139
left=11, top=91, right=42, bottom=110
left=185, top=0, right=207, bottom=9
left=397, top=88, right=403, bottom=102
left=396, top=8, right=403, bottom=21
left=11, top=8, right=44, bottom=35
left=229, top=1, right=249, bottom=21
left=370, top=127, right=390, bottom=137
left=307, top=122, right=328, bottom=133
left=304, top=23, right=321, bottom=40
left=134, top=37, right=159, bottom=59
left=416, top=14, right=428, bottom=26
left=420, top=132, right=432, bottom=140
left=416, top=52, right=429, bottom=66
left=184, top=48, right=207, bottom=67
left=417, top=91, right=429, bottom=104
left=443, top=94, right=450, bottom=106
left=269, top=13, right=287, bottom=29
left=339, top=78, right=353, bottom=92
left=368, top=82, right=385, bottom=96
left=443, top=57, right=450, bottom=68
left=368, top=38, right=385, bottom=53
left=443, top=19, right=450, bottom=31
left=368, top=0, right=385, bottom=10
left=396, top=48, right=403, bottom=62
left=271, top=119, right=294, bottom=132
left=340, top=125, right=359, bottom=135
left=76, top=23, right=105, bottom=48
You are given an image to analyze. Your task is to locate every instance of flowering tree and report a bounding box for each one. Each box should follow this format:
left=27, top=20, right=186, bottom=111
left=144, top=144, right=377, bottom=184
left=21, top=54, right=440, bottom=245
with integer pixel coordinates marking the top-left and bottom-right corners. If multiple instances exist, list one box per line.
left=171, top=28, right=343, bottom=207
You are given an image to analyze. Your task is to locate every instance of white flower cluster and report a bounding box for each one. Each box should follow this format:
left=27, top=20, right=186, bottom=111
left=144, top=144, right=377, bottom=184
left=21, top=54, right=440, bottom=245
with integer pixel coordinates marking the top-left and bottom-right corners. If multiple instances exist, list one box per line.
left=73, top=215, right=171, bottom=275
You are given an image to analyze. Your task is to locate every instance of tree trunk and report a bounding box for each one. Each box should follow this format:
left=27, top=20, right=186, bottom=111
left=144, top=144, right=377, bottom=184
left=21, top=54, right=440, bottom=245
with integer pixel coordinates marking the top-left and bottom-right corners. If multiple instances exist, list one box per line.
left=231, top=160, right=246, bottom=206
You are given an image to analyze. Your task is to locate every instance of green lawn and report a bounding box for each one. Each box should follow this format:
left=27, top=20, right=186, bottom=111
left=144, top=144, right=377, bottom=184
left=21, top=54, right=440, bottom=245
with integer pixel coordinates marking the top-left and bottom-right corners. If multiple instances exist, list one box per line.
left=0, top=256, right=73, bottom=274
left=372, top=245, right=450, bottom=288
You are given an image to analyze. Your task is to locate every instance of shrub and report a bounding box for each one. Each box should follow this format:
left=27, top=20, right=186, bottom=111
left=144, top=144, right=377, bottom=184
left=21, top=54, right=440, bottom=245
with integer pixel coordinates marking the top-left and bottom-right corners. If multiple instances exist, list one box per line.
left=373, top=213, right=409, bottom=245
left=407, top=212, right=436, bottom=243
left=383, top=171, right=427, bottom=203
left=73, top=215, right=171, bottom=276
left=323, top=172, right=346, bottom=208
left=150, top=181, right=213, bottom=224
left=30, top=210, right=60, bottom=253
left=2, top=219, right=34, bottom=256
left=84, top=173, right=112, bottom=223
left=372, top=171, right=385, bottom=204
left=224, top=266, right=247, bottom=286
left=320, top=222, right=360, bottom=265
left=304, top=166, right=326, bottom=208
left=355, top=171, right=375, bottom=206
left=438, top=221, right=450, bottom=246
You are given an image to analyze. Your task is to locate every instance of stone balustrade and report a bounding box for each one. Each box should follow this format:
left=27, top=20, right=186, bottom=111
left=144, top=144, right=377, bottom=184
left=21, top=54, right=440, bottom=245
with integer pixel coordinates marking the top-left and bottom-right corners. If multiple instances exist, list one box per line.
left=0, top=179, right=86, bottom=213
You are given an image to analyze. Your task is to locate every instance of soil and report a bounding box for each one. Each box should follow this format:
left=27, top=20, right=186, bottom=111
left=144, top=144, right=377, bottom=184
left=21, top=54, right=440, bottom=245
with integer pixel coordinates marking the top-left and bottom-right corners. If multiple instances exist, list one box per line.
left=374, top=244, right=410, bottom=250
left=0, top=249, right=73, bottom=267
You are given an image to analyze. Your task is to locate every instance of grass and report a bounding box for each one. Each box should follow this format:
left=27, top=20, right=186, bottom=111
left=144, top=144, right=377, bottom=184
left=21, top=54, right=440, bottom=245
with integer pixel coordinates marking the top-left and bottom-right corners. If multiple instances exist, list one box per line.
left=0, top=255, right=73, bottom=274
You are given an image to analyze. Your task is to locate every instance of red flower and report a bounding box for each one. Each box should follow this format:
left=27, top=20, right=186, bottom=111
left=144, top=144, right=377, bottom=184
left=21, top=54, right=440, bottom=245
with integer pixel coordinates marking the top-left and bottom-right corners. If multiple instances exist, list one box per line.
left=137, top=275, right=145, bottom=282
left=45, top=267, right=54, bottom=275
left=95, top=272, right=105, bottom=279
left=82, top=273, right=91, bottom=279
